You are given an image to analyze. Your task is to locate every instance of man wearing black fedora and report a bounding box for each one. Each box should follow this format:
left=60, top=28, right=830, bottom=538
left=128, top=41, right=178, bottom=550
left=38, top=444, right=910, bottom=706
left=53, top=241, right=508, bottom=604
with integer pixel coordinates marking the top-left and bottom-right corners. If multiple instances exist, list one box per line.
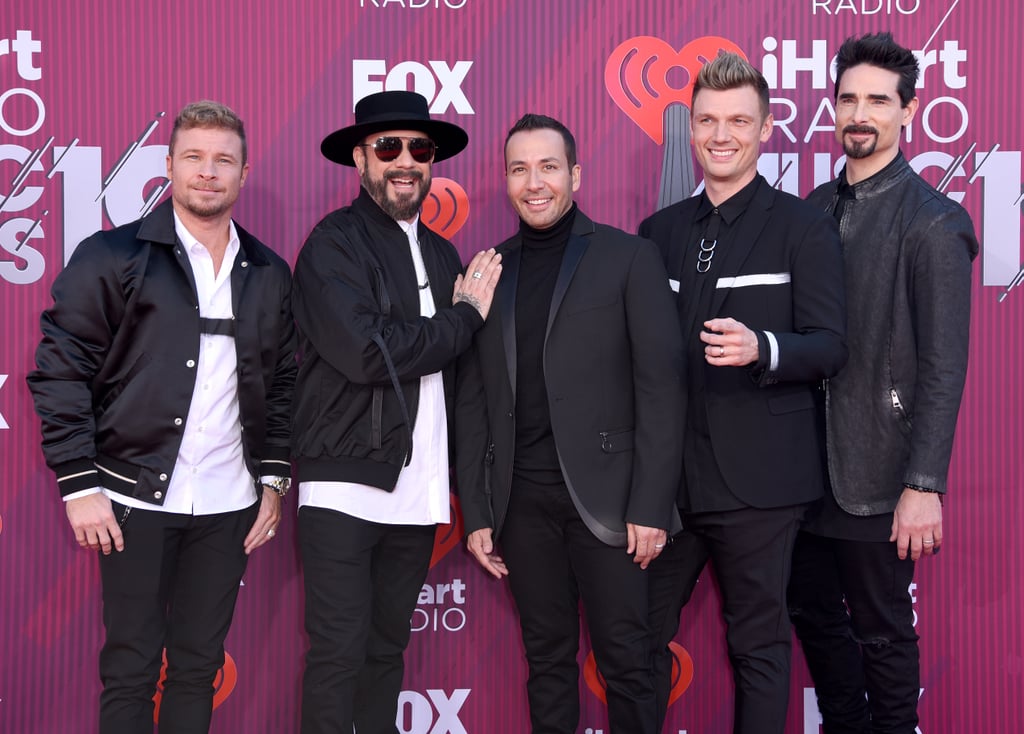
left=291, top=90, right=501, bottom=733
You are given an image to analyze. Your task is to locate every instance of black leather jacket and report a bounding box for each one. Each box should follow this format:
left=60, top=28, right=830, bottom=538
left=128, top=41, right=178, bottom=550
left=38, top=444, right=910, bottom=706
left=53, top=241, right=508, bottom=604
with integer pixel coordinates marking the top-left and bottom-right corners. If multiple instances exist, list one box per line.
left=27, top=200, right=297, bottom=505
left=806, top=153, right=978, bottom=514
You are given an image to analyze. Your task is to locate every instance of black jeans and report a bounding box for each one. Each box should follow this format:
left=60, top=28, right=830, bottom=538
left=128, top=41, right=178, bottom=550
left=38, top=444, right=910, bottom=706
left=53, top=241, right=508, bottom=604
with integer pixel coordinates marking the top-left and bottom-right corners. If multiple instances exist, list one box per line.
left=97, top=500, right=257, bottom=734
left=788, top=531, right=920, bottom=734
left=298, top=506, right=435, bottom=734
left=500, top=480, right=658, bottom=734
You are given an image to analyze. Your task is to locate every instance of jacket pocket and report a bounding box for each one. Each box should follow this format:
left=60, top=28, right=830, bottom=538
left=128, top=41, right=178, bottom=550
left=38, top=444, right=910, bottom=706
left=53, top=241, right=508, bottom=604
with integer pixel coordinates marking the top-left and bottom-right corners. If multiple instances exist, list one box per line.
left=371, top=387, right=384, bottom=449
left=96, top=353, right=152, bottom=416
left=600, top=428, right=635, bottom=453
left=889, top=387, right=913, bottom=435
left=767, top=390, right=813, bottom=415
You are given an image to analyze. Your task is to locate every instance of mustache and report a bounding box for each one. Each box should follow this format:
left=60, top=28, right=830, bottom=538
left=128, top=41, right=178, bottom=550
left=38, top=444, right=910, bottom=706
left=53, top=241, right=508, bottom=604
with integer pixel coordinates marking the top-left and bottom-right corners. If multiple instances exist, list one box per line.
left=843, top=124, right=878, bottom=136
left=384, top=170, right=424, bottom=182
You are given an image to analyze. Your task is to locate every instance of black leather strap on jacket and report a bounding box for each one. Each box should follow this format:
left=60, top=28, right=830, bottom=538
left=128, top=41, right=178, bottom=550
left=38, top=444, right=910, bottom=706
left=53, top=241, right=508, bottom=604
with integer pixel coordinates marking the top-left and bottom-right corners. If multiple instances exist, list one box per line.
left=370, top=267, right=413, bottom=466
left=370, top=331, right=414, bottom=467
left=199, top=317, right=236, bottom=336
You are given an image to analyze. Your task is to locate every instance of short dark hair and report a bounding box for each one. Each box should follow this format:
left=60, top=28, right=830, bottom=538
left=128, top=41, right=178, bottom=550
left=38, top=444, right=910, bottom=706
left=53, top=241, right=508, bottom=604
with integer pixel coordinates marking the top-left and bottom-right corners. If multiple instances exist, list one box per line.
left=168, top=100, right=248, bottom=165
left=505, top=113, right=577, bottom=168
left=692, top=52, right=770, bottom=120
left=834, top=32, right=919, bottom=107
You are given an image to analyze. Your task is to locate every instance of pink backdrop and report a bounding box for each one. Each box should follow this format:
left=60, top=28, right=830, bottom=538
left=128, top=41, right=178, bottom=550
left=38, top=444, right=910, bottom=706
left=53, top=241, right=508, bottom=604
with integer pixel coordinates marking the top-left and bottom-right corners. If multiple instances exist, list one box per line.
left=1, top=1, right=1020, bottom=731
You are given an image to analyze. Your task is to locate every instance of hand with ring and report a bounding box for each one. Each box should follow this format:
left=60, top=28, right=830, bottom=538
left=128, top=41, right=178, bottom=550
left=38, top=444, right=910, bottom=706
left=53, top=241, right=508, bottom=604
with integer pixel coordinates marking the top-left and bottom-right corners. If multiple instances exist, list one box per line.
left=627, top=523, right=667, bottom=569
left=243, top=489, right=282, bottom=555
left=700, top=317, right=760, bottom=367
left=453, top=248, right=502, bottom=319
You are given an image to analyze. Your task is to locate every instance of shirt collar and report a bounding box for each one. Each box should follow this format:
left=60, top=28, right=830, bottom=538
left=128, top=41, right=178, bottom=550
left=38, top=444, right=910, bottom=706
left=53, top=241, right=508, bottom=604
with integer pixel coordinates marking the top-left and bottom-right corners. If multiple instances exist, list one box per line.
left=396, top=215, right=421, bottom=242
left=696, top=175, right=762, bottom=225
left=840, top=151, right=906, bottom=198
left=172, top=210, right=240, bottom=259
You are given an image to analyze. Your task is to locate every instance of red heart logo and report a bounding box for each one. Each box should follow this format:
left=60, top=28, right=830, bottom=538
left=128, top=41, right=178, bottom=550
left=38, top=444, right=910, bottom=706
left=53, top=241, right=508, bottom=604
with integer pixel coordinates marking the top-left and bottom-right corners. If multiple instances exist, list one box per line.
left=605, top=36, right=748, bottom=144
left=583, top=641, right=693, bottom=706
left=429, top=492, right=464, bottom=569
left=153, top=649, right=237, bottom=721
left=423, top=177, right=470, bottom=240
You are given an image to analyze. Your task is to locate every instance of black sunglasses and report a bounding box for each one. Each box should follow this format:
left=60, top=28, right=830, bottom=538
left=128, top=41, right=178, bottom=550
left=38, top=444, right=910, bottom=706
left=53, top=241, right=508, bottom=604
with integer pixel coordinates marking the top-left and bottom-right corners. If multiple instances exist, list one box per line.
left=359, top=136, right=437, bottom=163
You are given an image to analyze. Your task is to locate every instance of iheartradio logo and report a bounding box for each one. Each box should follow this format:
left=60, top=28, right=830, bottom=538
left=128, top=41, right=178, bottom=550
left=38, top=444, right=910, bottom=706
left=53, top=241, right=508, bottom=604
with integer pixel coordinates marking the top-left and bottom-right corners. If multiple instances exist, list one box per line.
left=429, top=492, right=464, bottom=569
left=422, top=177, right=469, bottom=240
left=605, top=36, right=747, bottom=144
left=152, top=649, right=237, bottom=721
left=583, top=641, right=693, bottom=707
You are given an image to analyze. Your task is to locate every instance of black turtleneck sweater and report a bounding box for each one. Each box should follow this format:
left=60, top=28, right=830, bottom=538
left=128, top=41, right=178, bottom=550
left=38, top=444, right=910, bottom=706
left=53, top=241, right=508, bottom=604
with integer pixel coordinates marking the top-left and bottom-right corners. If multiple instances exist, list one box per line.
left=512, top=204, right=577, bottom=487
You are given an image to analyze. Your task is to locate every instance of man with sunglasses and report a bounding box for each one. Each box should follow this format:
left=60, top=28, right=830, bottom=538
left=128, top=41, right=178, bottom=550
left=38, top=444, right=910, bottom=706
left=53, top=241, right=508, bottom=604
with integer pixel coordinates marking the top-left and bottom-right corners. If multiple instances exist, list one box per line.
left=291, top=90, right=500, bottom=734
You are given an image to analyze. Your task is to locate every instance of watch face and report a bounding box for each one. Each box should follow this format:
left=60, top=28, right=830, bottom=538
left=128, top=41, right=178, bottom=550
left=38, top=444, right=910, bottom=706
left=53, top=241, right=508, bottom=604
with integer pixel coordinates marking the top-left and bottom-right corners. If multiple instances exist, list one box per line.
left=264, top=477, right=290, bottom=496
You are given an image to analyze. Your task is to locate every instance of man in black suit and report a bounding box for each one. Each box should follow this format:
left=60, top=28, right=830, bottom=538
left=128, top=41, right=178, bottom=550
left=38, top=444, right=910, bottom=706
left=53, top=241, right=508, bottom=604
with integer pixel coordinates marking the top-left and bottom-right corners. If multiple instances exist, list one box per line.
left=638, top=53, right=847, bottom=734
left=456, top=113, right=684, bottom=733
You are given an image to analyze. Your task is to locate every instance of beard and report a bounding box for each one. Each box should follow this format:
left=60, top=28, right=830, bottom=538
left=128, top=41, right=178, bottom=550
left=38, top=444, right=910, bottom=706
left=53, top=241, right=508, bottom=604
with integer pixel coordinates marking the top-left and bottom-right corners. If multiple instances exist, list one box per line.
left=175, top=185, right=235, bottom=219
left=841, top=124, right=879, bottom=160
left=361, top=167, right=431, bottom=221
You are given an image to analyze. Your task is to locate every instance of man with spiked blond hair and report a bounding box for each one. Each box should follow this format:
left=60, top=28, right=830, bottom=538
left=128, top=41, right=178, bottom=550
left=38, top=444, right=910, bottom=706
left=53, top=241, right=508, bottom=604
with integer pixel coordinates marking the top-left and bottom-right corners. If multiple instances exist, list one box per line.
left=29, top=100, right=296, bottom=733
left=639, top=52, right=847, bottom=733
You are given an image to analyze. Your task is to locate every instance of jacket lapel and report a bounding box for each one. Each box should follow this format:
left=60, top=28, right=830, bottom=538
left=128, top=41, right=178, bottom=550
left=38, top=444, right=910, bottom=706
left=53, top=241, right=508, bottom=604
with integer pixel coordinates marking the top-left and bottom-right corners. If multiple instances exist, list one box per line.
left=545, top=214, right=592, bottom=341
left=709, top=178, right=773, bottom=316
left=498, top=242, right=522, bottom=399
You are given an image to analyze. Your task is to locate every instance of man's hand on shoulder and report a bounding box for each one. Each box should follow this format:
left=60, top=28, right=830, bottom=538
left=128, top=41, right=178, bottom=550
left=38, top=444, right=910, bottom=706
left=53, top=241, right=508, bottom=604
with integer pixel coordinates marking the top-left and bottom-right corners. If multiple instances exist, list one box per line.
left=453, top=249, right=502, bottom=319
left=66, top=492, right=124, bottom=555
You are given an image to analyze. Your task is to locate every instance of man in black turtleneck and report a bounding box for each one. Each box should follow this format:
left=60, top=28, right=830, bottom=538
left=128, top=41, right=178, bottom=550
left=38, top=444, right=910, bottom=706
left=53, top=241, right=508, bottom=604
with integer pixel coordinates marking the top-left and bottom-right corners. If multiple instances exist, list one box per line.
left=455, top=114, right=684, bottom=733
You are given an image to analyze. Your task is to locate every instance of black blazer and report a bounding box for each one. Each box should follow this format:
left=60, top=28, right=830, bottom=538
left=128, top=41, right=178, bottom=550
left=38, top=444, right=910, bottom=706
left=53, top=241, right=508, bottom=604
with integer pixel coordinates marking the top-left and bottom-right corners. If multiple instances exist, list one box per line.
left=638, top=176, right=847, bottom=509
left=456, top=210, right=684, bottom=547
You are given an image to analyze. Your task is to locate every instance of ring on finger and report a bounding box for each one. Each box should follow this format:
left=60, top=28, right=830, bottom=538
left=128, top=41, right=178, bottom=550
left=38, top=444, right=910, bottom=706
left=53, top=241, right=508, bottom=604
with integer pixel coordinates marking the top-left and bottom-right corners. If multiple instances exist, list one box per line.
left=267, top=528, right=276, bottom=538
left=719, top=345, right=725, bottom=357
left=471, top=271, right=483, bottom=279
left=922, top=539, right=934, bottom=545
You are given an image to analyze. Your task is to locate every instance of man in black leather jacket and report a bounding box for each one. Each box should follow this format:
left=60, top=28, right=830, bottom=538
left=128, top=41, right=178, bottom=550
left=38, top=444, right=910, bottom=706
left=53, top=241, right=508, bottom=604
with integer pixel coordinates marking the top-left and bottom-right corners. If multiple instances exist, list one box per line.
left=789, top=33, right=979, bottom=734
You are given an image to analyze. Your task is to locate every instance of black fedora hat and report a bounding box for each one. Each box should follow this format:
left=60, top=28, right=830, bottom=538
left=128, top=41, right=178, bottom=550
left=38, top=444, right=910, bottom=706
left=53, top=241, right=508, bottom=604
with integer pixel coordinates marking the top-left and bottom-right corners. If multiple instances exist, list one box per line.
left=321, top=90, right=468, bottom=167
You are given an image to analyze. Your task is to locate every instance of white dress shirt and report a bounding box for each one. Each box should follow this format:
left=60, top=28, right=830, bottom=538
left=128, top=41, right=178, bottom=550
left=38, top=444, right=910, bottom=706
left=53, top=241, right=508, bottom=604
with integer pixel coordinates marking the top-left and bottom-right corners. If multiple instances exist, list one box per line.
left=298, top=216, right=451, bottom=526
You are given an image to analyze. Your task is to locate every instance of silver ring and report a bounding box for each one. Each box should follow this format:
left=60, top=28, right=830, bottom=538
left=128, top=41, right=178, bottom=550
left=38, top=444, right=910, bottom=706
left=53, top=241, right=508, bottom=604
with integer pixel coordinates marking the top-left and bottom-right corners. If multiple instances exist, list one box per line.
left=267, top=528, right=276, bottom=538
left=922, top=539, right=934, bottom=545
left=719, top=345, right=725, bottom=357
left=654, top=543, right=665, bottom=549
left=471, top=271, right=483, bottom=279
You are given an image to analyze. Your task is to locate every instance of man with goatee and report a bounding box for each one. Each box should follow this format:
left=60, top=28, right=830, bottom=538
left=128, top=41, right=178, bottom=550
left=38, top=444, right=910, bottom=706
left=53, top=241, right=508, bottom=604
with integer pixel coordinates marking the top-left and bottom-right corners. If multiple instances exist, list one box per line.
left=789, top=32, right=978, bottom=733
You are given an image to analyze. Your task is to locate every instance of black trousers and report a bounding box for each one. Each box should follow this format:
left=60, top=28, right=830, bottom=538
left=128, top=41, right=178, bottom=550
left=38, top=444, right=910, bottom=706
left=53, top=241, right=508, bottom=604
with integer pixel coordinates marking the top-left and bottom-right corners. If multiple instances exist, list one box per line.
left=788, top=531, right=920, bottom=734
left=500, top=481, right=658, bottom=734
left=648, top=504, right=806, bottom=734
left=298, top=506, right=435, bottom=734
left=97, top=500, right=257, bottom=734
